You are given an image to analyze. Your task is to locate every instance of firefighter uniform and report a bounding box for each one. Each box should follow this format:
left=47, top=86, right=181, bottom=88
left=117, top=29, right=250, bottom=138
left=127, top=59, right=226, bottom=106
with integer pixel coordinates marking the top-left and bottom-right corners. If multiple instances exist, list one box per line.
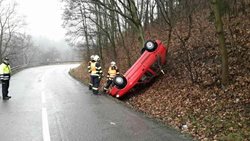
left=103, top=63, right=119, bottom=92
left=87, top=55, right=95, bottom=90
left=0, top=57, right=11, bottom=100
left=89, top=56, right=103, bottom=95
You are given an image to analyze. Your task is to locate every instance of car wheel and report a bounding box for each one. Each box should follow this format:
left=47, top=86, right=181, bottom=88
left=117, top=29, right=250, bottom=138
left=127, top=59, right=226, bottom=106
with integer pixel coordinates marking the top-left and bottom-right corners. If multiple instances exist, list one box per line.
left=144, top=40, right=158, bottom=52
left=113, top=75, right=127, bottom=89
left=140, top=47, right=146, bottom=54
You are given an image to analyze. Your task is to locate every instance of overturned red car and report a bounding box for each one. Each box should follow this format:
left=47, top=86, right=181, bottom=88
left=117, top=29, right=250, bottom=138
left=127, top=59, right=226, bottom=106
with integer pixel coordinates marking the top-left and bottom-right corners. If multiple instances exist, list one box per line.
left=109, top=40, right=167, bottom=98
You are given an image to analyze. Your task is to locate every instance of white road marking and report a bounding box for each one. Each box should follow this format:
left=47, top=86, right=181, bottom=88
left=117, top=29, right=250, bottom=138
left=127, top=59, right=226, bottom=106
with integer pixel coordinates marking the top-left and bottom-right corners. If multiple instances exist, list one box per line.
left=110, top=122, right=116, bottom=125
left=41, top=92, right=51, bottom=141
left=42, top=107, right=51, bottom=141
left=42, top=92, right=46, bottom=104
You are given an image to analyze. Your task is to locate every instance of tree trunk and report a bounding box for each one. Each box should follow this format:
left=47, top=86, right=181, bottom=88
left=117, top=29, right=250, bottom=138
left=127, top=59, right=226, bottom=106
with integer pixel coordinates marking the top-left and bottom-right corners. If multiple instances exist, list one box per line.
left=211, top=0, right=229, bottom=87
left=116, top=12, right=131, bottom=67
left=0, top=28, right=4, bottom=63
left=110, top=0, right=117, bottom=61
left=79, top=6, right=90, bottom=60
left=95, top=3, right=103, bottom=63
left=128, top=0, right=145, bottom=48
left=144, top=0, right=150, bottom=29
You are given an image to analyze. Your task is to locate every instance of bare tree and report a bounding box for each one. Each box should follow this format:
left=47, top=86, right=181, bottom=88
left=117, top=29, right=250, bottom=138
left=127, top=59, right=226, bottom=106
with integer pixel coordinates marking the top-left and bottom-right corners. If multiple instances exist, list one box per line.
left=94, top=0, right=145, bottom=48
left=155, top=0, right=174, bottom=47
left=9, top=33, right=34, bottom=66
left=210, top=0, right=229, bottom=87
left=79, top=3, right=91, bottom=60
left=116, top=11, right=132, bottom=67
left=0, top=1, right=20, bottom=61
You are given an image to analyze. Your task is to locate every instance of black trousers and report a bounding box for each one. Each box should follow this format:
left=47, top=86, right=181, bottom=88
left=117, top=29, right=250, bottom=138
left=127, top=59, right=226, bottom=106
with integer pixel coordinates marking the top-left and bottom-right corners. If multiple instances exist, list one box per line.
left=2, top=80, right=9, bottom=98
left=89, top=76, right=93, bottom=90
left=91, top=75, right=100, bottom=94
left=104, top=79, right=113, bottom=91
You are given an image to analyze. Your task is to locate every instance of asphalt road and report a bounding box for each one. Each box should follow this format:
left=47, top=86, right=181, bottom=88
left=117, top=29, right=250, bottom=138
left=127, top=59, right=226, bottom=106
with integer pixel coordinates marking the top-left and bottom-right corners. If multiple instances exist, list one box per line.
left=0, top=64, right=193, bottom=141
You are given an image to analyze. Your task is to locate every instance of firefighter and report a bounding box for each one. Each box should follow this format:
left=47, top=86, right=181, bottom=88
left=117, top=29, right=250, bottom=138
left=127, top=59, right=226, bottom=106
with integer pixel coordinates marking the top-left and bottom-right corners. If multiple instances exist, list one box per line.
left=0, top=57, right=11, bottom=100
left=87, top=55, right=95, bottom=90
left=103, top=61, right=119, bottom=93
left=89, top=55, right=103, bottom=95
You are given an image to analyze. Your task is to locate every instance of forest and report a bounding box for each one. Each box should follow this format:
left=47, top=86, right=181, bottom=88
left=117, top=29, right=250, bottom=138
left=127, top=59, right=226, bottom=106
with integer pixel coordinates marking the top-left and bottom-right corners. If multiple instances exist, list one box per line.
left=0, top=0, right=78, bottom=69
left=66, top=0, right=250, bottom=140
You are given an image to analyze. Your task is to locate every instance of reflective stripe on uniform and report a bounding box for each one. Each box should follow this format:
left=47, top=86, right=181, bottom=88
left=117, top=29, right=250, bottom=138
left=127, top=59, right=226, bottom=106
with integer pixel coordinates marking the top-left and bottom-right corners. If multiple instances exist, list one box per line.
left=90, top=74, right=100, bottom=76
left=92, top=87, right=98, bottom=90
left=88, top=61, right=92, bottom=73
left=0, top=76, right=10, bottom=80
left=98, top=70, right=103, bottom=74
left=0, top=63, right=11, bottom=80
left=96, top=68, right=102, bottom=74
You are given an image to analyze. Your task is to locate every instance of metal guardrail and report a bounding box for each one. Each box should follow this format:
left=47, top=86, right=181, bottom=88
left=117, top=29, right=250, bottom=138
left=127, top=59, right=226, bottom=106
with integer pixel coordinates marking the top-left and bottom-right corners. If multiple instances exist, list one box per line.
left=11, top=65, right=28, bottom=74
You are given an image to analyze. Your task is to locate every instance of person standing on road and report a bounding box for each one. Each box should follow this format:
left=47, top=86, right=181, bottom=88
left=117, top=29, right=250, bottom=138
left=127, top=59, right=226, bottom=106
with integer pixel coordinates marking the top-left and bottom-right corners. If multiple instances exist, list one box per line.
left=87, top=55, right=95, bottom=90
left=103, top=61, right=119, bottom=93
left=0, top=57, right=11, bottom=100
left=89, top=55, right=103, bottom=95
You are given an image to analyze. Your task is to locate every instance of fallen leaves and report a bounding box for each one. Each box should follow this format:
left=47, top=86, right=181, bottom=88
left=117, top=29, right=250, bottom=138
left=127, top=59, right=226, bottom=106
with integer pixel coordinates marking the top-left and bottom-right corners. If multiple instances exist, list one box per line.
left=123, top=12, right=250, bottom=141
left=71, top=8, right=250, bottom=141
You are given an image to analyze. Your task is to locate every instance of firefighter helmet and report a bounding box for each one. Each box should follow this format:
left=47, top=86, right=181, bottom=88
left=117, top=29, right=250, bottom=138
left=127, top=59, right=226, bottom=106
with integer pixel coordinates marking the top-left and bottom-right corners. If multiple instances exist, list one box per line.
left=94, top=55, right=100, bottom=62
left=111, top=61, right=116, bottom=66
left=90, top=55, right=95, bottom=61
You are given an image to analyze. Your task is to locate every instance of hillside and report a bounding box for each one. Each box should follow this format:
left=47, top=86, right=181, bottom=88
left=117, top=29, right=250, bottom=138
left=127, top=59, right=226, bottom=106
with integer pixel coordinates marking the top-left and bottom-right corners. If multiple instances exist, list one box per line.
left=69, top=11, right=250, bottom=141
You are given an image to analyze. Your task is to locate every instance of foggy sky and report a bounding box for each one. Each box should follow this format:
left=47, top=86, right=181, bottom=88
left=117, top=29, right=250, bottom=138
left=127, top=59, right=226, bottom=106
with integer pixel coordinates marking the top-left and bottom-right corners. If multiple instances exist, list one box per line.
left=17, top=0, right=66, bottom=41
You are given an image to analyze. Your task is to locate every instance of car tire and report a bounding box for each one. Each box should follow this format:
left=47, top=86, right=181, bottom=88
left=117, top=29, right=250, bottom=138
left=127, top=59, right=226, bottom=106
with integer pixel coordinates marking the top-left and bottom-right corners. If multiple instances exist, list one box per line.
left=113, top=75, right=127, bottom=89
left=140, top=47, right=146, bottom=54
left=144, top=40, right=158, bottom=52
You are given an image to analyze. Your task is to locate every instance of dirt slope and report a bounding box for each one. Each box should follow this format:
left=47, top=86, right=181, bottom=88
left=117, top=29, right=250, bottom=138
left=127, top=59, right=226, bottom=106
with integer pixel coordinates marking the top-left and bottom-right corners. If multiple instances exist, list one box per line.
left=70, top=12, right=250, bottom=141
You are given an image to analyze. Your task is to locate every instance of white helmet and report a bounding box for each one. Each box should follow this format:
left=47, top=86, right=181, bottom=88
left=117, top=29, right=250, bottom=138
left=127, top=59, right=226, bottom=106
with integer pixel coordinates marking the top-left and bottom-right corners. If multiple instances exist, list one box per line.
left=90, top=55, right=95, bottom=61
left=111, top=61, right=116, bottom=66
left=94, top=55, right=100, bottom=62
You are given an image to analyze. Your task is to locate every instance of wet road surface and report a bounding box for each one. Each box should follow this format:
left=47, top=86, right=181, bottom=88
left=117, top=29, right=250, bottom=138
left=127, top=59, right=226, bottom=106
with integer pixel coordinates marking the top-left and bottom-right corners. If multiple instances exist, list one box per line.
left=0, top=64, right=193, bottom=141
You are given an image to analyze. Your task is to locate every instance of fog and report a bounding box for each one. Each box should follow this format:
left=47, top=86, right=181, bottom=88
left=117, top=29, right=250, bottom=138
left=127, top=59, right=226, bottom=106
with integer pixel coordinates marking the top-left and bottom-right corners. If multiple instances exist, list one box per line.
left=9, top=35, right=82, bottom=68
left=30, top=36, right=82, bottom=64
left=1, top=0, right=83, bottom=67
